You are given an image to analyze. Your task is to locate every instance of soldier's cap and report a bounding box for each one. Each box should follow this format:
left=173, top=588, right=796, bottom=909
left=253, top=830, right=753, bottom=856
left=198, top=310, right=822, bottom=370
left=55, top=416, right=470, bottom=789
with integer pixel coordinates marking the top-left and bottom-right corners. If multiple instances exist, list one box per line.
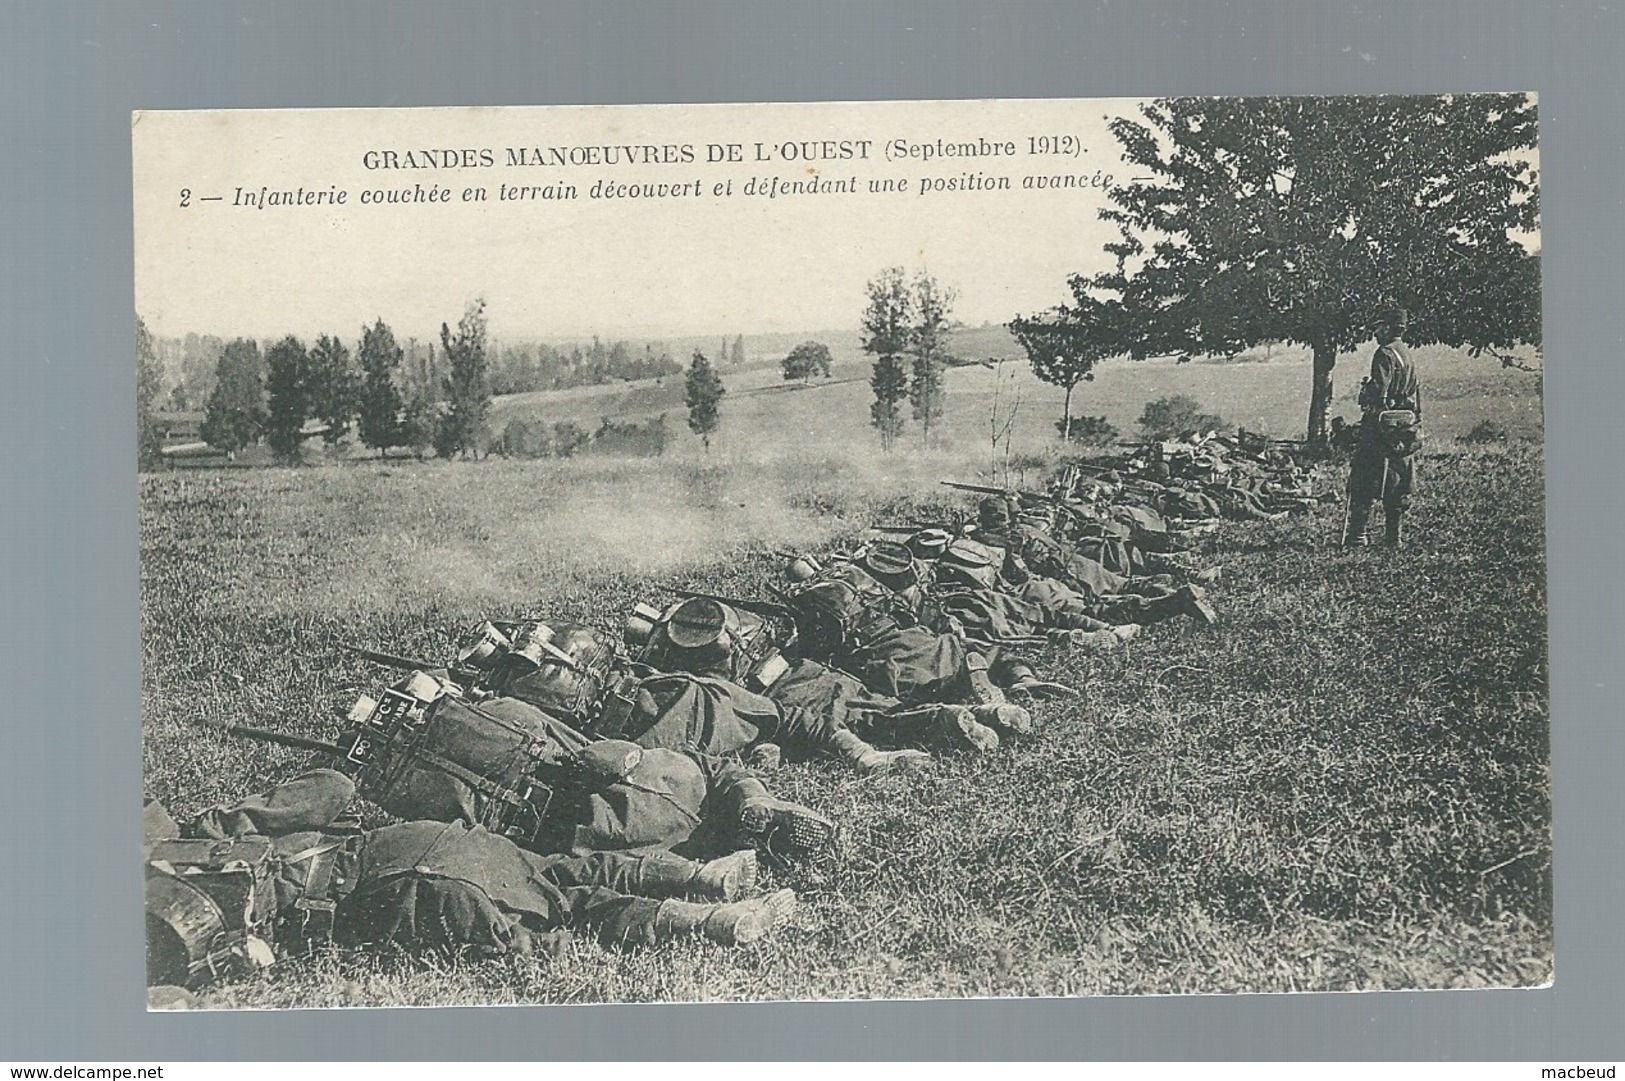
left=907, top=528, right=953, bottom=560
left=941, top=540, right=994, bottom=570
left=665, top=596, right=729, bottom=649
left=862, top=540, right=916, bottom=580
left=978, top=496, right=1011, bottom=524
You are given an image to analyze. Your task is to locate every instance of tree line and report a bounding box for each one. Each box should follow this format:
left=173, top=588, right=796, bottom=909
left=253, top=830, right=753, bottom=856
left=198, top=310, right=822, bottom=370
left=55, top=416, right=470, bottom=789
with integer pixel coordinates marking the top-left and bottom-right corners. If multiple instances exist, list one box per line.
left=136, top=300, right=733, bottom=469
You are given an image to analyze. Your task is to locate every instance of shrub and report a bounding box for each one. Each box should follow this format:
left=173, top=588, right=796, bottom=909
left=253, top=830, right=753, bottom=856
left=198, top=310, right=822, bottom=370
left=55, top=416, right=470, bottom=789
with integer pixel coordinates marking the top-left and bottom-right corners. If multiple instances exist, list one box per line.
left=552, top=421, right=591, bottom=458
left=499, top=418, right=552, bottom=459
left=1057, top=414, right=1119, bottom=446
left=1460, top=419, right=1509, bottom=445
left=1138, top=394, right=1227, bottom=440
left=589, top=414, right=670, bottom=457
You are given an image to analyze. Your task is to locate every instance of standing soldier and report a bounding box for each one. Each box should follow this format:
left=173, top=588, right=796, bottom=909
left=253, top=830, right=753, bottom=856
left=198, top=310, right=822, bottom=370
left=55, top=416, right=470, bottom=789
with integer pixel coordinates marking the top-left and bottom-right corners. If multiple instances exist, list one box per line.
left=1343, top=307, right=1423, bottom=548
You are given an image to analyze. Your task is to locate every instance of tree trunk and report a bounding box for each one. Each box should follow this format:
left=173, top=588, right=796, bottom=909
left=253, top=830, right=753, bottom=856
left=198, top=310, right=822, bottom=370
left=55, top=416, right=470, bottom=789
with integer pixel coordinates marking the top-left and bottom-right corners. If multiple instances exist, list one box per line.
left=1061, top=383, right=1074, bottom=442
left=1307, top=340, right=1336, bottom=447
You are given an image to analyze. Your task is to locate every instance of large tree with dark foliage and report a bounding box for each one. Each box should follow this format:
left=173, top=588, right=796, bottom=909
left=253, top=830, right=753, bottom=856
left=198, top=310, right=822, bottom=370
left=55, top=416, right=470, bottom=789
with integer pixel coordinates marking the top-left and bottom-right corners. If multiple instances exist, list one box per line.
left=1068, top=94, right=1540, bottom=445
left=136, top=315, right=164, bottom=471
left=437, top=298, right=491, bottom=458
left=306, top=333, right=357, bottom=446
left=263, top=336, right=311, bottom=464
left=908, top=271, right=956, bottom=443
left=357, top=319, right=406, bottom=455
left=781, top=340, right=834, bottom=384
left=200, top=338, right=266, bottom=455
left=861, top=267, right=914, bottom=452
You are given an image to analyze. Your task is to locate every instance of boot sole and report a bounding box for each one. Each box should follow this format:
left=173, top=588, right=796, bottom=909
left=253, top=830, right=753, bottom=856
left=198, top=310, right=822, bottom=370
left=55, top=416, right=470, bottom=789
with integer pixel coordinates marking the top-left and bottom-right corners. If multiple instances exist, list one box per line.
left=941, top=711, right=1001, bottom=753
left=974, top=704, right=1035, bottom=737
left=742, top=804, right=839, bottom=867
left=861, top=749, right=932, bottom=775
left=712, top=849, right=759, bottom=901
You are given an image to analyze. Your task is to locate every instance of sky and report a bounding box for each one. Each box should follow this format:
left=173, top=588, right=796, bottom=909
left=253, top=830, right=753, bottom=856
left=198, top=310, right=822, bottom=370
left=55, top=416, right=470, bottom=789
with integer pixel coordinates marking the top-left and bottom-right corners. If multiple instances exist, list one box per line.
left=132, top=99, right=1148, bottom=343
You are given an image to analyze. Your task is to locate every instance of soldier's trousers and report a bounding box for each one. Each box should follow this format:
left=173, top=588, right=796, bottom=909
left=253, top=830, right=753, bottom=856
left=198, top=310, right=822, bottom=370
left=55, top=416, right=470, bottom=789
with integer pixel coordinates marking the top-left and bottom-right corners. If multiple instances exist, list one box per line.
left=1345, top=440, right=1414, bottom=545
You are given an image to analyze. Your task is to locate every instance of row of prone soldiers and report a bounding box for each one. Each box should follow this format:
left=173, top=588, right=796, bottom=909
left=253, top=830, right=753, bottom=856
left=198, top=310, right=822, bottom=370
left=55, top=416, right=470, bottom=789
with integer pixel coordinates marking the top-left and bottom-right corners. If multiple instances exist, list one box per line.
left=146, top=476, right=1257, bottom=1003
left=1041, top=429, right=1338, bottom=528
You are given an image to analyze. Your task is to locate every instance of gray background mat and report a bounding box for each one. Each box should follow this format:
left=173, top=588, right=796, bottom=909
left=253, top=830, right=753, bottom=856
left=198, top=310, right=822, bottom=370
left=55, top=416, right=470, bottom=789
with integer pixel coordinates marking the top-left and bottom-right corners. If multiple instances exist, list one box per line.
left=0, top=0, right=1617, bottom=1060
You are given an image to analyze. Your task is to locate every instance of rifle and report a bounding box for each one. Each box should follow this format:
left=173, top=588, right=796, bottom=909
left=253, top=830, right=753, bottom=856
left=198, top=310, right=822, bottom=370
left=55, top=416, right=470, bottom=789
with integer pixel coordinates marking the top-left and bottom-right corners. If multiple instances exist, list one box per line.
left=668, top=588, right=796, bottom=623
left=940, top=480, right=1010, bottom=496
left=942, top=480, right=1059, bottom=509
left=340, top=642, right=443, bottom=671
left=204, top=721, right=347, bottom=758
left=869, top=523, right=939, bottom=535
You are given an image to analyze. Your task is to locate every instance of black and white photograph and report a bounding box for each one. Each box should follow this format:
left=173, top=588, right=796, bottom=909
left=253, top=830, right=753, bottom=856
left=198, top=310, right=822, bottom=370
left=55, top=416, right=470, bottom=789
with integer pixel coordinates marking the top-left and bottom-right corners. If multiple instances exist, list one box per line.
left=134, top=95, right=1546, bottom=1010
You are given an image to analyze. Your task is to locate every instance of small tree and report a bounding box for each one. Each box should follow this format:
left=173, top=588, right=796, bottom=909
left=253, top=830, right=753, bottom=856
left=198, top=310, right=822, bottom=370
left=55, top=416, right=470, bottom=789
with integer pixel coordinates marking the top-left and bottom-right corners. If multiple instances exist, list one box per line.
left=357, top=319, right=406, bottom=456
left=306, top=334, right=357, bottom=446
left=1011, top=303, right=1125, bottom=442
left=909, top=271, right=957, bottom=443
left=731, top=335, right=746, bottom=369
left=399, top=393, right=436, bottom=460
left=684, top=350, right=726, bottom=450
left=438, top=299, right=491, bottom=458
left=263, top=336, right=311, bottom=465
left=136, top=315, right=164, bottom=471
left=782, top=340, right=834, bottom=383
left=861, top=267, right=914, bottom=452
left=200, top=338, right=266, bottom=455
left=1138, top=395, right=1227, bottom=440
left=987, top=358, right=1026, bottom=484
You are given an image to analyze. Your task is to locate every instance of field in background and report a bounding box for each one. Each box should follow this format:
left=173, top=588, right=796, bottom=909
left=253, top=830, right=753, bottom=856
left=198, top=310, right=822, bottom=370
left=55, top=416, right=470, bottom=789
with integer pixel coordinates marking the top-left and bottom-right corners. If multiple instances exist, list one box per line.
left=140, top=347, right=1549, bottom=1004
left=487, top=341, right=1544, bottom=467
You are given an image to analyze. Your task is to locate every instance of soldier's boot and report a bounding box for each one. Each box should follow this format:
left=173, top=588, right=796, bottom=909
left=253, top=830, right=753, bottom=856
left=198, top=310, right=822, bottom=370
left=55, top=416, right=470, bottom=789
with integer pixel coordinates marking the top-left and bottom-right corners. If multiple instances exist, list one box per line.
left=629, top=850, right=759, bottom=901
left=1384, top=509, right=1404, bottom=549
left=730, top=781, right=839, bottom=870
left=1177, top=584, right=1219, bottom=626
left=1051, top=627, right=1126, bottom=652
left=991, top=656, right=1076, bottom=701
left=1342, top=501, right=1372, bottom=548
left=746, top=742, right=782, bottom=770
left=963, top=651, right=1008, bottom=707
left=1135, top=584, right=1217, bottom=625
left=971, top=703, right=1035, bottom=738
left=649, top=889, right=798, bottom=947
left=1142, top=551, right=1217, bottom=583
left=828, top=728, right=932, bottom=774
left=868, top=703, right=1002, bottom=753
left=691, top=850, right=760, bottom=901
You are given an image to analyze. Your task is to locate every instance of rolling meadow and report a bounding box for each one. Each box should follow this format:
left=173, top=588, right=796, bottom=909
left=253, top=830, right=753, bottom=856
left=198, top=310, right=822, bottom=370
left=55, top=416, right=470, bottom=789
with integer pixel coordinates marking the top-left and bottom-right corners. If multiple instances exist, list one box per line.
left=140, top=343, right=1550, bottom=1005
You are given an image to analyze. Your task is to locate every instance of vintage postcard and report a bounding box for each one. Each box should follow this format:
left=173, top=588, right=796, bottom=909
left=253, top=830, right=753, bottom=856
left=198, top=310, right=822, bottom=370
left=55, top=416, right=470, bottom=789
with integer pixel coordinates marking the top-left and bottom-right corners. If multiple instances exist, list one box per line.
left=135, top=96, right=1546, bottom=1008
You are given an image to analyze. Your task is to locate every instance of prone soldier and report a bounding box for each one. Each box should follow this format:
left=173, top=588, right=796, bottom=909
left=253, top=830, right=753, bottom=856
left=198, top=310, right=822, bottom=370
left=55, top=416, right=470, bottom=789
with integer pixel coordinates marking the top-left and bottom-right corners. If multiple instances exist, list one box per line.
left=145, top=793, right=796, bottom=998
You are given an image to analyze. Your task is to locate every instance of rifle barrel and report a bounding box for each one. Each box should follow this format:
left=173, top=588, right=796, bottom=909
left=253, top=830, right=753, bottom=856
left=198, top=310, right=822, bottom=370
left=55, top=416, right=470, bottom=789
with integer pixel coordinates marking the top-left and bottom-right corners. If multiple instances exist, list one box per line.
left=940, top=481, right=1007, bottom=495
left=340, top=643, right=438, bottom=671
left=669, top=588, right=794, bottom=621
left=214, top=723, right=346, bottom=757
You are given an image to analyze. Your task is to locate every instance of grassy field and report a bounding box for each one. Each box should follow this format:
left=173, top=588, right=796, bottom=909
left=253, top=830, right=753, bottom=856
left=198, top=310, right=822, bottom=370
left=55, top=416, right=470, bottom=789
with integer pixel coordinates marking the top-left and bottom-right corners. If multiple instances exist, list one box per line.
left=485, top=338, right=1544, bottom=467
left=140, top=350, right=1549, bottom=1005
